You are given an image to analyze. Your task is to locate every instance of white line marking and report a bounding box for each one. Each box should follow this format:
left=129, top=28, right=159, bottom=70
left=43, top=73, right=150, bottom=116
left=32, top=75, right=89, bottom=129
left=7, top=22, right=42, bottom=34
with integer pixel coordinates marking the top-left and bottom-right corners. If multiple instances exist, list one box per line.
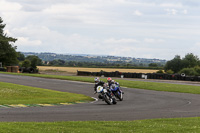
left=91, top=97, right=98, bottom=103
left=187, top=101, right=192, bottom=105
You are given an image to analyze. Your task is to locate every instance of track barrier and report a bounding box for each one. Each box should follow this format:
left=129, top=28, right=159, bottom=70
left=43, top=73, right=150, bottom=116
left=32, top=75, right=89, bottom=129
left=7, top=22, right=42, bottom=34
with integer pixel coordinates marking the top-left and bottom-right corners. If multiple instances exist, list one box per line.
left=77, top=70, right=200, bottom=82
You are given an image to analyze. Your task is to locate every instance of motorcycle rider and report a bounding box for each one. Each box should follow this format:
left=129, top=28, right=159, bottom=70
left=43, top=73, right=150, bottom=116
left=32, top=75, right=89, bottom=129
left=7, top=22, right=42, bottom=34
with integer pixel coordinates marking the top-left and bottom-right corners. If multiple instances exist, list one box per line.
left=107, top=77, right=124, bottom=94
left=94, top=77, right=105, bottom=93
left=94, top=77, right=107, bottom=100
left=94, top=77, right=113, bottom=100
left=107, top=77, right=113, bottom=88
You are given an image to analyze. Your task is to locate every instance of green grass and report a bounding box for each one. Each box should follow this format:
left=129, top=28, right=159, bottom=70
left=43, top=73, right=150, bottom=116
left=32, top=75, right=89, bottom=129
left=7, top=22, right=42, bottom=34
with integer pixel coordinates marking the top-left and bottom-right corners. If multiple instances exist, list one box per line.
left=0, top=82, right=93, bottom=105
left=1, top=72, right=200, bottom=94
left=1, top=72, right=200, bottom=132
left=0, top=117, right=200, bottom=133
left=117, top=79, right=200, bottom=94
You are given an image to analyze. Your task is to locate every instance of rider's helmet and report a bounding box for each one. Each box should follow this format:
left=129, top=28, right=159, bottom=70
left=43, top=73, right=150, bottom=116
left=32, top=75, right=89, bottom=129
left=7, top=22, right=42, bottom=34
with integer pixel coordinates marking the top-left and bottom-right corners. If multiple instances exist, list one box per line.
left=94, top=77, right=100, bottom=83
left=111, top=80, right=115, bottom=84
left=107, top=77, right=112, bottom=83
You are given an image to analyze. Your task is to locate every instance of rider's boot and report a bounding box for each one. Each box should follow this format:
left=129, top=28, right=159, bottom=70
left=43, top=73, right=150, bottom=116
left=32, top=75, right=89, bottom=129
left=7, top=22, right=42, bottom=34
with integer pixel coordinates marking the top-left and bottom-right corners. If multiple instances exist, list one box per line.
left=98, top=95, right=103, bottom=99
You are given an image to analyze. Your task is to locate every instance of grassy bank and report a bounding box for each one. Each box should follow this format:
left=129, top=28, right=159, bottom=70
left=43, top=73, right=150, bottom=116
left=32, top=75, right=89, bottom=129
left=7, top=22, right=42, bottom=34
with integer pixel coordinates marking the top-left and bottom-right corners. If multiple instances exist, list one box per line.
left=0, top=82, right=93, bottom=105
left=0, top=117, right=200, bottom=133
left=1, top=72, right=200, bottom=94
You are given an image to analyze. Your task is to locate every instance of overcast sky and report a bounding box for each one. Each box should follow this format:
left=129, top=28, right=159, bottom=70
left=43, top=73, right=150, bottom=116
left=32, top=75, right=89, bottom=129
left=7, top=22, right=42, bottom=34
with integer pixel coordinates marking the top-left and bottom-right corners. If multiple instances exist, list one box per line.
left=1, top=0, right=200, bottom=60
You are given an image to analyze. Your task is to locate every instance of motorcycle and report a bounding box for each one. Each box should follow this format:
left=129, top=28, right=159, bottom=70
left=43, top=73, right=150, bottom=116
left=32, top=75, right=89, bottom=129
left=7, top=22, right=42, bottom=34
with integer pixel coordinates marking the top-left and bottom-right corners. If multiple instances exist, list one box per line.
left=111, top=86, right=123, bottom=101
left=96, top=85, right=117, bottom=105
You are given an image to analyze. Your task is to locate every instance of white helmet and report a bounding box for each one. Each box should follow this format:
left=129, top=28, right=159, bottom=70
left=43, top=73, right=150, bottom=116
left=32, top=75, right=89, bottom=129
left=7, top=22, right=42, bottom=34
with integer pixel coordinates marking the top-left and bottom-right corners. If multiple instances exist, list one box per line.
left=94, top=77, right=100, bottom=83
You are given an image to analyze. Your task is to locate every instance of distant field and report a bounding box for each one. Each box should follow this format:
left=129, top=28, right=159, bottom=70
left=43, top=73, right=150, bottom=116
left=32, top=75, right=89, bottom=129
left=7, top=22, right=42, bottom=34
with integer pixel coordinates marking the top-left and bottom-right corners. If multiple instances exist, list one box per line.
left=37, top=66, right=158, bottom=74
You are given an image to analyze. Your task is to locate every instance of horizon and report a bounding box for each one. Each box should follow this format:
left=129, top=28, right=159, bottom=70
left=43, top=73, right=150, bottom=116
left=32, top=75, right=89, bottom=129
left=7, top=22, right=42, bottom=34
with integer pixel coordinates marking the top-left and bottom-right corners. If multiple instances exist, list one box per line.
left=21, top=51, right=168, bottom=61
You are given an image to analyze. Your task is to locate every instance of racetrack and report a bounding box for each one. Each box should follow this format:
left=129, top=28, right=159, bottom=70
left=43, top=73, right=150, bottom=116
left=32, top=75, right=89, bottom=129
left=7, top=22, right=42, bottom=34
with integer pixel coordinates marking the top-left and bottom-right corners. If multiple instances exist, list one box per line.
left=0, top=73, right=200, bottom=122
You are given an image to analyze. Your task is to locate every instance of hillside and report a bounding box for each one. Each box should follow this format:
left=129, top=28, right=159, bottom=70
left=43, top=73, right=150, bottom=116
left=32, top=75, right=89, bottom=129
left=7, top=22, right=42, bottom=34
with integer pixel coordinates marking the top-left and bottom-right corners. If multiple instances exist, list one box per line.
left=22, top=52, right=167, bottom=66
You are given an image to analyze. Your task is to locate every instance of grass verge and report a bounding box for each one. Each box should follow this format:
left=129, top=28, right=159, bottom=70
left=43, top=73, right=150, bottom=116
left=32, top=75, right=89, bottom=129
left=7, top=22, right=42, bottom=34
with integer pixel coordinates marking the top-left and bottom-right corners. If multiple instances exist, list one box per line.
left=0, top=72, right=200, bottom=132
left=0, top=82, right=93, bottom=105
left=1, top=72, right=200, bottom=94
left=0, top=117, right=200, bottom=133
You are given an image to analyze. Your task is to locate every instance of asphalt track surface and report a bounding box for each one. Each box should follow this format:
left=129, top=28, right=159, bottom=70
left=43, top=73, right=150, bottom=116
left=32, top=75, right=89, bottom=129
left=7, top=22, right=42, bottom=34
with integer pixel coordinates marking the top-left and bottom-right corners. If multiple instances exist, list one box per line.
left=1, top=73, right=200, bottom=122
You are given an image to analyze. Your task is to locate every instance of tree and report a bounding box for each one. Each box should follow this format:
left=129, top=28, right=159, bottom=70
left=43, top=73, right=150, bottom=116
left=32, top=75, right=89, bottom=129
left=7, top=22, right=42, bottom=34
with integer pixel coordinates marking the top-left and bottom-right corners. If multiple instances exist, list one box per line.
left=0, top=17, right=18, bottom=66
left=58, top=59, right=65, bottom=66
left=26, top=55, right=43, bottom=68
left=30, top=57, right=38, bottom=68
left=22, top=60, right=31, bottom=68
left=164, top=53, right=200, bottom=74
left=182, top=53, right=200, bottom=68
left=164, top=55, right=183, bottom=73
left=17, top=52, right=25, bottom=61
left=149, top=63, right=158, bottom=67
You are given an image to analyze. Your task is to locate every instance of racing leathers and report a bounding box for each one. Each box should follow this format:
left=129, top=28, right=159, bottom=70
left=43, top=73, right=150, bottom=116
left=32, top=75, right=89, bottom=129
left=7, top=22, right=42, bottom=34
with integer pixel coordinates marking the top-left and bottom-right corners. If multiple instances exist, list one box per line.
left=94, top=81, right=113, bottom=99
left=94, top=81, right=105, bottom=92
left=108, top=81, right=123, bottom=94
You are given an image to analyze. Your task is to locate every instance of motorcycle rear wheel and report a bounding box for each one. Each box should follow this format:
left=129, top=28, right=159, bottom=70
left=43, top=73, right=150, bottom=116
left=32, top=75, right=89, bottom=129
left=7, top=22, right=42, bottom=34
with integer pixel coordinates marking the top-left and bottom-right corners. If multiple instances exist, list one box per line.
left=112, top=98, right=117, bottom=104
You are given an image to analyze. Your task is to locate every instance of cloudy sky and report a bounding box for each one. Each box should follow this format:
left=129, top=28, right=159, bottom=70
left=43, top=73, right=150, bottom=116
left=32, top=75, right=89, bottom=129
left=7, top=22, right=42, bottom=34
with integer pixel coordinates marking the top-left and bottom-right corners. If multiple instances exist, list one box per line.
left=1, top=0, right=200, bottom=60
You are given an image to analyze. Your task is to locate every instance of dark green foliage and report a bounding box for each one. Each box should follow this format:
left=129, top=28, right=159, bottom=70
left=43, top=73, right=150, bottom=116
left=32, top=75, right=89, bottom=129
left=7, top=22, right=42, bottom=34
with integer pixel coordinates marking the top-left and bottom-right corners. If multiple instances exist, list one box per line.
left=156, top=70, right=164, bottom=73
left=22, top=60, right=31, bottom=68
left=164, top=53, right=200, bottom=74
left=165, top=69, right=174, bottom=74
left=0, top=17, right=18, bottom=66
left=30, top=57, right=38, bottom=68
left=149, top=63, right=158, bottom=67
left=179, top=66, right=200, bottom=76
left=179, top=68, right=198, bottom=76
left=21, top=55, right=42, bottom=69
left=25, top=55, right=42, bottom=68
left=194, top=66, right=200, bottom=74
left=164, top=55, right=183, bottom=73
left=182, top=53, right=200, bottom=68
left=17, top=52, right=25, bottom=61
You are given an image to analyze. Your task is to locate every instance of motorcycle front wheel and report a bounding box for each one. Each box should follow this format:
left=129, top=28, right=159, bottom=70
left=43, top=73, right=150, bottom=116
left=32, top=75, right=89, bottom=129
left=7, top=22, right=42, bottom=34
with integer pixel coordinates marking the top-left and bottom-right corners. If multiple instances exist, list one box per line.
left=117, top=91, right=123, bottom=101
left=103, top=94, right=112, bottom=105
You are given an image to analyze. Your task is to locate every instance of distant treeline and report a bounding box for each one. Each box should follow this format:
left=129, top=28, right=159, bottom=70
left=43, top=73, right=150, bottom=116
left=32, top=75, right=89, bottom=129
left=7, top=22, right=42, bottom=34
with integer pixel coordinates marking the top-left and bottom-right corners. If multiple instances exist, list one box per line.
left=46, top=59, right=163, bottom=69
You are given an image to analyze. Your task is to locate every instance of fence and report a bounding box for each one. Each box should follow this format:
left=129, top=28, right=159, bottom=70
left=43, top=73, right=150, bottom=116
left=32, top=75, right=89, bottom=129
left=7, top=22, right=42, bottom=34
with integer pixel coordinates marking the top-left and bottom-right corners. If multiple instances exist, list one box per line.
left=77, top=71, right=200, bottom=82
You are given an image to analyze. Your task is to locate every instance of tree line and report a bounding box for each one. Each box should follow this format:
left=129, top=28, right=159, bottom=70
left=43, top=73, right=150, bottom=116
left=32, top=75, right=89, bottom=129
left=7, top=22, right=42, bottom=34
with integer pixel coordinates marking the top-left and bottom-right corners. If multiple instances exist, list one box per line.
left=164, top=53, right=200, bottom=76
left=47, top=59, right=163, bottom=69
left=18, top=52, right=42, bottom=69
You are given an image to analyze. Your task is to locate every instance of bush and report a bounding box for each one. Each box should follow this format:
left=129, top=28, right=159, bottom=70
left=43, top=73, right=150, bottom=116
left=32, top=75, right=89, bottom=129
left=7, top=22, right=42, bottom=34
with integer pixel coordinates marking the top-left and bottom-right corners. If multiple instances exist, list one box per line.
left=179, top=68, right=198, bottom=76
left=156, top=70, right=164, bottom=73
left=166, top=69, right=174, bottom=74
left=194, top=66, right=200, bottom=75
left=22, top=60, right=31, bottom=68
